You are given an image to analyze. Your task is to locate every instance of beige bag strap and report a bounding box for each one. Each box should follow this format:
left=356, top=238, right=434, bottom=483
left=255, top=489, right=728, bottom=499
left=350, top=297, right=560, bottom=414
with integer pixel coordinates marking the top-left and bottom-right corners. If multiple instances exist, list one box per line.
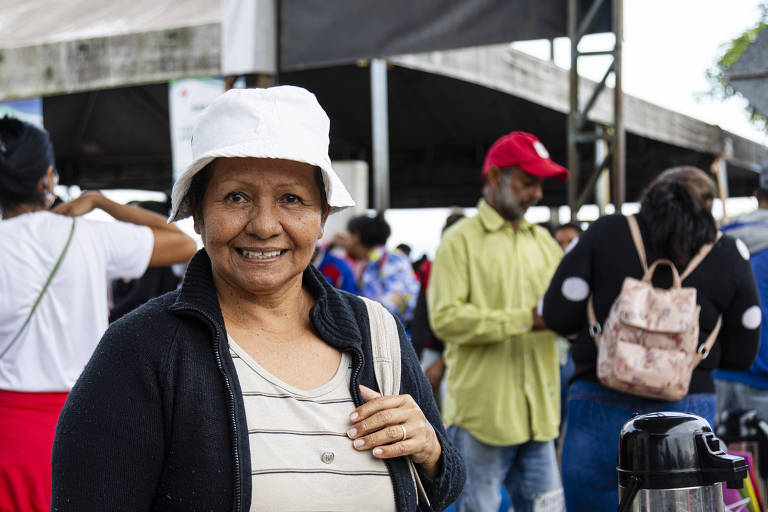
left=361, top=297, right=430, bottom=508
left=680, top=232, right=722, bottom=281
left=682, top=232, right=723, bottom=361
left=695, top=314, right=722, bottom=362
left=587, top=295, right=601, bottom=347
left=626, top=215, right=648, bottom=273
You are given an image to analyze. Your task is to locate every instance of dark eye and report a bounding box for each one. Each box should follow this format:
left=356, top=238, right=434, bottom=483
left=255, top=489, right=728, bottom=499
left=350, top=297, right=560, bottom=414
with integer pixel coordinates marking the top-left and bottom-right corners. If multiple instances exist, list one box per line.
left=227, top=192, right=246, bottom=203
left=283, top=194, right=301, bottom=204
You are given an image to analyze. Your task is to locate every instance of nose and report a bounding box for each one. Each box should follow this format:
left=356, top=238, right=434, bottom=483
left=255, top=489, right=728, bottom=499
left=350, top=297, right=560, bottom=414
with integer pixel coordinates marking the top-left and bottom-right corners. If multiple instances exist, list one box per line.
left=532, top=183, right=543, bottom=202
left=245, top=202, right=282, bottom=239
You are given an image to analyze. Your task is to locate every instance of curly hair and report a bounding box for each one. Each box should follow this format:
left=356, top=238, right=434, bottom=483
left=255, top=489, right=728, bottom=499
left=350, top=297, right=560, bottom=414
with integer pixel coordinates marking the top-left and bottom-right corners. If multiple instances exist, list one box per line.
left=639, top=166, right=717, bottom=269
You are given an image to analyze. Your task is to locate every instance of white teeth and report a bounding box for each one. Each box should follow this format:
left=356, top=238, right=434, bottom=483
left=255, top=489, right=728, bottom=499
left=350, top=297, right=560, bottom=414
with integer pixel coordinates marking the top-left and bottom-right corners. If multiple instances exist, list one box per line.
left=241, top=249, right=281, bottom=259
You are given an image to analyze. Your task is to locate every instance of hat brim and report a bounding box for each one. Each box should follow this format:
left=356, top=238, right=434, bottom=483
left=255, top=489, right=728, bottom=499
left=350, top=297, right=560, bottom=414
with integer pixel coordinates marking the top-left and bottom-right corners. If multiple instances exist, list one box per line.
left=519, top=160, right=569, bottom=182
left=168, top=141, right=356, bottom=222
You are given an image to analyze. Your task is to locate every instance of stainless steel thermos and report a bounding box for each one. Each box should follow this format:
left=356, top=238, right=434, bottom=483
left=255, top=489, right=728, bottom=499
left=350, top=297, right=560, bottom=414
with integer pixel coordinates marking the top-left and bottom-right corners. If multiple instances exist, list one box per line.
left=617, top=412, right=747, bottom=512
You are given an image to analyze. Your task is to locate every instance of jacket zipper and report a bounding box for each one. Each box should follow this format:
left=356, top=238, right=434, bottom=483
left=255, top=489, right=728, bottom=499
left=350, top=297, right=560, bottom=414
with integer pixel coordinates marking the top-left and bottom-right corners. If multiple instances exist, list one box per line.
left=349, top=348, right=405, bottom=512
left=189, top=308, right=243, bottom=512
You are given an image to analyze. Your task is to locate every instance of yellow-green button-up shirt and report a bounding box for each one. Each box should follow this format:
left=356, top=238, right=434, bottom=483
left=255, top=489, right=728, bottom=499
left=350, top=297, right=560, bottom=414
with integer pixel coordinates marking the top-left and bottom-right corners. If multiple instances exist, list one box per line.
left=427, top=199, right=563, bottom=446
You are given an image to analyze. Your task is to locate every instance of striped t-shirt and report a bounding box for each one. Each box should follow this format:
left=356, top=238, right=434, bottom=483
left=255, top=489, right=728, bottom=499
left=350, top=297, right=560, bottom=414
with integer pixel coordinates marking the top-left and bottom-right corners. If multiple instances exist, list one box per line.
left=228, top=337, right=397, bottom=511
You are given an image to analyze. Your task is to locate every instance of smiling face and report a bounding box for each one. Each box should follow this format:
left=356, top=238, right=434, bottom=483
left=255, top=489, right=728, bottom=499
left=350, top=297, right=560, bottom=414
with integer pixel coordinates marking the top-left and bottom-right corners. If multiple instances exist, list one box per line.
left=193, top=157, right=328, bottom=301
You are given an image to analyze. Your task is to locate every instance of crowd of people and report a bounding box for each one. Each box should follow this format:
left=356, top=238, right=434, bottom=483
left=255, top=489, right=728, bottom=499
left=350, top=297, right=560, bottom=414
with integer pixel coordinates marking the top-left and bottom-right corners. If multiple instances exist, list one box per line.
left=0, top=83, right=766, bottom=512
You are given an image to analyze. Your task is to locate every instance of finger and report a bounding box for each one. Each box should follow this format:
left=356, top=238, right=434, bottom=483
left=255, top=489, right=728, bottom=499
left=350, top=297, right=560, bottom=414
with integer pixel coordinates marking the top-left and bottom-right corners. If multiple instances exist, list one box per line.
left=370, top=439, right=422, bottom=460
left=359, top=385, right=381, bottom=402
left=348, top=407, right=409, bottom=439
left=351, top=422, right=415, bottom=452
left=350, top=393, right=406, bottom=423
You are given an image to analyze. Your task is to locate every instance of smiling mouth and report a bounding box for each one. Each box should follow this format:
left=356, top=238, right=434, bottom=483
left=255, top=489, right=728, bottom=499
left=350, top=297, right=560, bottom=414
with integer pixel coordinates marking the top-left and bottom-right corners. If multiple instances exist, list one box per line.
left=237, top=248, right=287, bottom=260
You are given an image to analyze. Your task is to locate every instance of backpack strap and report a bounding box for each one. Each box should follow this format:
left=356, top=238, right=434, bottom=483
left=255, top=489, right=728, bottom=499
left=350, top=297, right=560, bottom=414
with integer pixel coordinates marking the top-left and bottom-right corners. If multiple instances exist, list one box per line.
left=361, top=297, right=430, bottom=508
left=0, top=218, right=75, bottom=360
left=589, top=215, right=646, bottom=345
left=363, top=297, right=402, bottom=396
left=587, top=295, right=601, bottom=346
left=626, top=215, right=648, bottom=273
left=694, top=314, right=722, bottom=362
left=679, top=232, right=722, bottom=281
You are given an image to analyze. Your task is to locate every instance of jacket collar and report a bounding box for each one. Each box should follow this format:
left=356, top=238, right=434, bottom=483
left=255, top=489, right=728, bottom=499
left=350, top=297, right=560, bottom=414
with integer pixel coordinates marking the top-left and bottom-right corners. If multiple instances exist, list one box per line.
left=477, top=198, right=533, bottom=233
left=171, top=249, right=364, bottom=352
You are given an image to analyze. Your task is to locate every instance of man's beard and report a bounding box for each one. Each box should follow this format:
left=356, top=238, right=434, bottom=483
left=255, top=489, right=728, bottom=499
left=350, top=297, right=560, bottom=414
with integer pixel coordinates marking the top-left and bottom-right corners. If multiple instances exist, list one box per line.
left=496, top=186, right=534, bottom=221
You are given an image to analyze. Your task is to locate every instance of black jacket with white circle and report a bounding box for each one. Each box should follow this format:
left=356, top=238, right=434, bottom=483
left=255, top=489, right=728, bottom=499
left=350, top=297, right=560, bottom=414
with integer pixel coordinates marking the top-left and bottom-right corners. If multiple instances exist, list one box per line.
left=542, top=213, right=760, bottom=394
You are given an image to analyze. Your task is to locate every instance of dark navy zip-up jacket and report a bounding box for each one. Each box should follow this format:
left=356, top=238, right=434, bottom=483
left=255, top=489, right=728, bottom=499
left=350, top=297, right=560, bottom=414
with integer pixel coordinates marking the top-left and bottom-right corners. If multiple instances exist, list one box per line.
left=52, top=249, right=465, bottom=511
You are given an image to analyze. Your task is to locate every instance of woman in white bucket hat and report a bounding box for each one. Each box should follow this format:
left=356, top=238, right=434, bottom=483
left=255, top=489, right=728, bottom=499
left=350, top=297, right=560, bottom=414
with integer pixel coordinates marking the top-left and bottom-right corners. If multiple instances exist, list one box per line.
left=52, top=86, right=465, bottom=511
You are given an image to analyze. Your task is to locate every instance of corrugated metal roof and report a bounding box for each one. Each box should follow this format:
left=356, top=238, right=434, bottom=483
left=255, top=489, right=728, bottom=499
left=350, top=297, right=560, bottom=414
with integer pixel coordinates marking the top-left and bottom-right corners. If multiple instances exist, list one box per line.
left=0, top=0, right=220, bottom=48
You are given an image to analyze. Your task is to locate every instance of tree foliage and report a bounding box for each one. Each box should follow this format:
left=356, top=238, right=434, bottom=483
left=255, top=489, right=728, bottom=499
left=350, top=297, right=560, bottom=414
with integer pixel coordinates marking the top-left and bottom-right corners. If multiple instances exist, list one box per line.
left=706, top=2, right=768, bottom=130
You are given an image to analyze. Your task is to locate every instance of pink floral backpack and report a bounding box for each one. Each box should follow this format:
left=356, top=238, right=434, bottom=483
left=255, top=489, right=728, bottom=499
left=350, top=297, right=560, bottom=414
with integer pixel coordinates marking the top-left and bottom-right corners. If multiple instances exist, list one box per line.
left=587, top=215, right=722, bottom=401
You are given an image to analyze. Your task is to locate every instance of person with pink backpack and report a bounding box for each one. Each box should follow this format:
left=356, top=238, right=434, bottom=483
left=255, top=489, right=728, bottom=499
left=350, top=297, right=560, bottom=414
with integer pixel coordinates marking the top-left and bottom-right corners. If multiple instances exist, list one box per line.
left=542, top=166, right=761, bottom=511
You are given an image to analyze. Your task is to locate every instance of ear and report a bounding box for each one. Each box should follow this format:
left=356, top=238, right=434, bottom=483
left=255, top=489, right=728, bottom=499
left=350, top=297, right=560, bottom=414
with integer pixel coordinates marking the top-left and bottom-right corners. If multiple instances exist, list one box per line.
left=318, top=205, right=330, bottom=239
left=487, top=165, right=503, bottom=189
left=192, top=214, right=203, bottom=236
left=37, top=165, right=54, bottom=193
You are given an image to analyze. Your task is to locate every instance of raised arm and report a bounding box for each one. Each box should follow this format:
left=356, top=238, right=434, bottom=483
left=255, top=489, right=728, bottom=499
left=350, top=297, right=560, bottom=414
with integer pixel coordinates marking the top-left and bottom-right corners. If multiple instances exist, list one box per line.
left=53, top=192, right=197, bottom=266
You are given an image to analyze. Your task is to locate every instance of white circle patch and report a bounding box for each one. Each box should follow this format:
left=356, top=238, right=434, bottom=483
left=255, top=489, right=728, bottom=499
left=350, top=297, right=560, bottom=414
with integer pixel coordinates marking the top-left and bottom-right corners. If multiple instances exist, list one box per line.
left=533, top=141, right=550, bottom=159
left=736, top=238, right=750, bottom=261
left=561, top=277, right=590, bottom=302
left=742, top=306, right=762, bottom=330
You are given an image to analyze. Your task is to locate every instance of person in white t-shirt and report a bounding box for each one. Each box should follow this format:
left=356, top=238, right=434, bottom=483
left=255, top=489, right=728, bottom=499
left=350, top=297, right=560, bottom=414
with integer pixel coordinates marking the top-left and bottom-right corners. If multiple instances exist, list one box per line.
left=0, top=116, right=197, bottom=511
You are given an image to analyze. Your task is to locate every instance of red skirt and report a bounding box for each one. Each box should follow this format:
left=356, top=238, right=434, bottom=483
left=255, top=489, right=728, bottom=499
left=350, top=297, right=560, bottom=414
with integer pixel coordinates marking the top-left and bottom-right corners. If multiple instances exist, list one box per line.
left=0, top=389, right=68, bottom=512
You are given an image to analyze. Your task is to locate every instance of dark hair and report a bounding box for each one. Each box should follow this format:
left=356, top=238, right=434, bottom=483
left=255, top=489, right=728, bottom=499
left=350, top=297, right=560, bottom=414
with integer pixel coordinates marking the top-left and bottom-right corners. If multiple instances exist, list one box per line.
left=348, top=212, right=391, bottom=248
left=554, top=222, right=582, bottom=235
left=186, top=161, right=214, bottom=220
left=639, top=166, right=717, bottom=269
left=443, top=212, right=465, bottom=233
left=186, top=161, right=328, bottom=220
left=0, top=117, right=53, bottom=211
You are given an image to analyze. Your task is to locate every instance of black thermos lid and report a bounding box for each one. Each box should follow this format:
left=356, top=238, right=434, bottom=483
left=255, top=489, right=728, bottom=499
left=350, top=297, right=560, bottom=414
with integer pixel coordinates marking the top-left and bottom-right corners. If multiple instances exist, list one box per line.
left=617, top=412, right=747, bottom=490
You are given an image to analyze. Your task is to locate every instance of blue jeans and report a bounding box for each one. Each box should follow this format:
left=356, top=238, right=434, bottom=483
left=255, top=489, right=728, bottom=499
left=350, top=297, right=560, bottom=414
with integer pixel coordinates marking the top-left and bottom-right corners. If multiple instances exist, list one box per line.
left=448, top=425, right=561, bottom=512
left=561, top=381, right=716, bottom=512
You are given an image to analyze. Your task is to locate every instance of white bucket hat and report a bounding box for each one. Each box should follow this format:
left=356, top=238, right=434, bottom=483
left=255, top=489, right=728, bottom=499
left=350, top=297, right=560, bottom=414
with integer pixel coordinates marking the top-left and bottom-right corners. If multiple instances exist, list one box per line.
left=168, top=86, right=355, bottom=222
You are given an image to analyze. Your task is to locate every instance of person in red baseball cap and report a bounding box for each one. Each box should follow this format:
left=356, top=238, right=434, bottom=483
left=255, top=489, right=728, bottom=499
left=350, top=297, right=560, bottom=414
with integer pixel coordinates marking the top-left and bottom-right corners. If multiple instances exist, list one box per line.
left=427, top=131, right=568, bottom=512
left=481, top=131, right=568, bottom=225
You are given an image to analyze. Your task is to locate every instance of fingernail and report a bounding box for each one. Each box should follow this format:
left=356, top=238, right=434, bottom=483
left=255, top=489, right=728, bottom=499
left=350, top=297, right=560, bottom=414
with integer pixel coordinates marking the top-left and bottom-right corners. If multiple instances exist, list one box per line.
left=347, top=428, right=357, bottom=438
left=350, top=412, right=358, bottom=421
left=373, top=448, right=382, bottom=456
left=353, top=439, right=365, bottom=448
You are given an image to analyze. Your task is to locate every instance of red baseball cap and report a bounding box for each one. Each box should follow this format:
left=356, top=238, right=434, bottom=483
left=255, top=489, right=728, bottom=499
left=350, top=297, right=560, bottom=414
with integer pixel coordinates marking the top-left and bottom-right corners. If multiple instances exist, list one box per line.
left=481, top=132, right=569, bottom=182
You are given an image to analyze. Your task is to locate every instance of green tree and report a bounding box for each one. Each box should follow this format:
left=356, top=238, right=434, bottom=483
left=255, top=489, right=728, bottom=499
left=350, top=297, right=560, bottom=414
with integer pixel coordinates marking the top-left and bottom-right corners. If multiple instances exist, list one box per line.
left=706, top=2, right=768, bottom=130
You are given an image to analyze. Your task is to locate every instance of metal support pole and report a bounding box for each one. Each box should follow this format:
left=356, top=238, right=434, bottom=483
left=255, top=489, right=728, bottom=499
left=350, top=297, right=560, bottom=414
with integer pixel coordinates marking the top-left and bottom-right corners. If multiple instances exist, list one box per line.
left=567, top=0, right=624, bottom=219
left=370, top=58, right=390, bottom=211
left=611, top=0, right=625, bottom=210
left=595, top=126, right=609, bottom=214
left=567, top=0, right=580, bottom=220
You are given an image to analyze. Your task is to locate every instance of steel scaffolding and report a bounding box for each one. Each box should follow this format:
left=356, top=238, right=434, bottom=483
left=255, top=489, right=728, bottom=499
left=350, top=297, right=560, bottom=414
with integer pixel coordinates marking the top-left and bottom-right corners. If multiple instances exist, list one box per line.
left=567, top=0, right=625, bottom=219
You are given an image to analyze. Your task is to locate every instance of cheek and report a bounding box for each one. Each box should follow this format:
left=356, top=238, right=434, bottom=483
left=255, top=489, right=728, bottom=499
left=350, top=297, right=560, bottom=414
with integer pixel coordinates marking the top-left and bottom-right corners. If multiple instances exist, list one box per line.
left=198, top=211, right=243, bottom=246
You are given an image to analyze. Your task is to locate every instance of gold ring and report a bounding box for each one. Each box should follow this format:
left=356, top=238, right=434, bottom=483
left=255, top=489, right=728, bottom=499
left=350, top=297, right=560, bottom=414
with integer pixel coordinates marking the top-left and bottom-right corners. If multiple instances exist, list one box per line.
left=400, top=424, right=407, bottom=442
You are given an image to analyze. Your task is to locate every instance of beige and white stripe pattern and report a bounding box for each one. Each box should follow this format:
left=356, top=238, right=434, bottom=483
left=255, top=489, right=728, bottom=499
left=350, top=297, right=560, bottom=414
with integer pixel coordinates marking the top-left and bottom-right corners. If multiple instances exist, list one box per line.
left=228, top=337, right=396, bottom=512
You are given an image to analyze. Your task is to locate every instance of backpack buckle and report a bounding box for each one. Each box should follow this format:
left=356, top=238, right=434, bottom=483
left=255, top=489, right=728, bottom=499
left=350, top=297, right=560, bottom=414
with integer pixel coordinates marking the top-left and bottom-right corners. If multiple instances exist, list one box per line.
left=698, top=345, right=711, bottom=359
left=589, top=323, right=602, bottom=338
